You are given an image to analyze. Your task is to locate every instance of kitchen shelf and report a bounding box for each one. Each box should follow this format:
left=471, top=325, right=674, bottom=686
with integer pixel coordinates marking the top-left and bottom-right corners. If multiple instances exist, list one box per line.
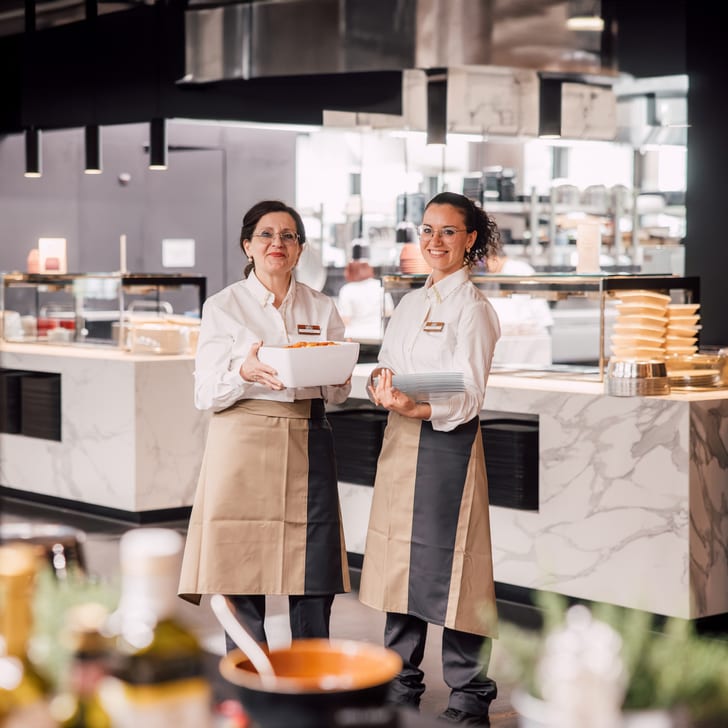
left=382, top=273, right=700, bottom=382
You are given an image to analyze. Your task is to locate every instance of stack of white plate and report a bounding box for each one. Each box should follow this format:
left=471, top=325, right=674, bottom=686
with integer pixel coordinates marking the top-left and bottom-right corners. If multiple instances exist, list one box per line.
left=373, top=371, right=465, bottom=400
left=610, top=290, right=670, bottom=361
left=666, top=303, right=701, bottom=356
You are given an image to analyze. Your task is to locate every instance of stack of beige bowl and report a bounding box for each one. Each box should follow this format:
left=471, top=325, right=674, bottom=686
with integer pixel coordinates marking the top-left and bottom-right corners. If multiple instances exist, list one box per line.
left=610, top=290, right=671, bottom=360
left=665, top=303, right=701, bottom=356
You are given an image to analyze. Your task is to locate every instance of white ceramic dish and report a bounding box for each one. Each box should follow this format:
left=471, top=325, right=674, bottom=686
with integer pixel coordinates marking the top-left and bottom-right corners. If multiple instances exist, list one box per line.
left=616, top=314, right=668, bottom=328
left=616, top=290, right=672, bottom=304
left=258, top=341, right=360, bottom=388
left=667, top=303, right=700, bottom=315
left=666, top=314, right=700, bottom=326
left=611, top=346, right=666, bottom=360
left=616, top=303, right=668, bottom=316
left=613, top=323, right=667, bottom=336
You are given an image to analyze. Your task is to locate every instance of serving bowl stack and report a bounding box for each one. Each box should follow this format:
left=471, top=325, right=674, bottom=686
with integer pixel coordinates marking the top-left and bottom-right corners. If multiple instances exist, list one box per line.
left=609, top=290, right=670, bottom=361
left=605, top=359, right=670, bottom=397
left=665, top=302, right=701, bottom=356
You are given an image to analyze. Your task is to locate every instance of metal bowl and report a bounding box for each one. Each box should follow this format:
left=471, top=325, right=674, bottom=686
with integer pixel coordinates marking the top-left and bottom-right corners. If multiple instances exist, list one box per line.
left=605, top=359, right=670, bottom=397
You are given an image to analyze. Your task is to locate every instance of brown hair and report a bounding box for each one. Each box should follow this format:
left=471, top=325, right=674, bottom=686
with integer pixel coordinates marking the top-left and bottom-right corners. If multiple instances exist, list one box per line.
left=240, top=200, right=306, bottom=278
left=424, top=192, right=500, bottom=268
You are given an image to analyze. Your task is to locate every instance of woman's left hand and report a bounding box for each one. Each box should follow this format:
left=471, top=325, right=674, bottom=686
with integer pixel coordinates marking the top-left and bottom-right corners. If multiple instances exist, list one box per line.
left=368, top=368, right=417, bottom=416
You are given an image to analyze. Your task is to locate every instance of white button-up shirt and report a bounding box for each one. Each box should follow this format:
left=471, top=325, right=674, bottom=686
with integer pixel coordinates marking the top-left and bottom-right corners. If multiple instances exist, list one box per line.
left=194, top=272, right=350, bottom=411
left=378, top=266, right=501, bottom=431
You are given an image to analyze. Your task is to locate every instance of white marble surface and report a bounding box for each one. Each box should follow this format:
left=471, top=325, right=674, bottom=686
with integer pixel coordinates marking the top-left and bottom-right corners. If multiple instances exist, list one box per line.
left=347, top=364, right=728, bottom=619
left=0, top=344, right=209, bottom=512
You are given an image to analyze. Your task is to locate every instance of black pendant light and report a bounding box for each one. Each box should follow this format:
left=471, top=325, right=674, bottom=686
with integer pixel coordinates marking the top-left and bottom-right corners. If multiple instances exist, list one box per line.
left=539, top=77, right=563, bottom=139
left=149, top=118, right=168, bottom=170
left=84, top=124, right=102, bottom=174
left=24, top=127, right=42, bottom=178
left=426, top=68, right=447, bottom=145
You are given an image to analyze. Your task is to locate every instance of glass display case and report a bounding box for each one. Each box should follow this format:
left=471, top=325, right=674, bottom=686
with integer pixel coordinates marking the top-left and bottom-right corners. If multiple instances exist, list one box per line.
left=382, top=273, right=700, bottom=381
left=1, top=273, right=206, bottom=349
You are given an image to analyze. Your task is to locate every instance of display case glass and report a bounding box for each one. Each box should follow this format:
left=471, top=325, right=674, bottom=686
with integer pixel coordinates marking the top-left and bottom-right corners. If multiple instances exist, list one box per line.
left=382, top=273, right=700, bottom=381
left=1, top=273, right=206, bottom=348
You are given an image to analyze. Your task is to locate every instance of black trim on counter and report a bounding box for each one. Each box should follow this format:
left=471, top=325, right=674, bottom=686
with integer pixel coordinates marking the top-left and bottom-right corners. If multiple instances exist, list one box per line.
left=0, top=486, right=191, bottom=525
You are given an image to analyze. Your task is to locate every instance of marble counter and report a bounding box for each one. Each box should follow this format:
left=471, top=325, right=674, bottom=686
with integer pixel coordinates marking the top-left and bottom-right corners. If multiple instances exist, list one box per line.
left=342, top=364, right=728, bottom=619
left=0, top=343, right=209, bottom=515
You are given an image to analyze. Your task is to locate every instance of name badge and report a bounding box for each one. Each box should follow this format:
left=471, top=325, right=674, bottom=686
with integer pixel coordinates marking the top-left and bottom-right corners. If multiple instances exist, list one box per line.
left=423, top=321, right=445, bottom=333
left=297, top=324, right=321, bottom=336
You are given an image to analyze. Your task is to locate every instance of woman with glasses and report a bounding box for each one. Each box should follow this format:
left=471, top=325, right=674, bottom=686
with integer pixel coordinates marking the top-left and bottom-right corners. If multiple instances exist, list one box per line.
left=179, top=199, right=351, bottom=647
left=360, top=192, right=501, bottom=725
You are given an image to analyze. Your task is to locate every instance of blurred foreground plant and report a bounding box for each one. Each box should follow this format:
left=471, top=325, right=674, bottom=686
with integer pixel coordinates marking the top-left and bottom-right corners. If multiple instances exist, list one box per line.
left=492, top=592, right=728, bottom=724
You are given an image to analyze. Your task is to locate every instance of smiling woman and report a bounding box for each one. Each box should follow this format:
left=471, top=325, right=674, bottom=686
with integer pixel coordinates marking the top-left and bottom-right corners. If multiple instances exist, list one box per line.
left=359, top=191, right=503, bottom=725
left=178, top=199, right=352, bottom=655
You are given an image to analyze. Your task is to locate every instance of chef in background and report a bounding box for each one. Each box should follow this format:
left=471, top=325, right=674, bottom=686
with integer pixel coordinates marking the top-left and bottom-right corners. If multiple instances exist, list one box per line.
left=178, top=199, right=351, bottom=648
left=360, top=192, right=500, bottom=726
left=337, top=242, right=394, bottom=341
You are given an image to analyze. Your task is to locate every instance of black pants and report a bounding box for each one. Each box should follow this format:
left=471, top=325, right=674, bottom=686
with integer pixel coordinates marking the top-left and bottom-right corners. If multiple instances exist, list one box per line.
left=224, top=594, right=335, bottom=651
left=384, top=612, right=497, bottom=715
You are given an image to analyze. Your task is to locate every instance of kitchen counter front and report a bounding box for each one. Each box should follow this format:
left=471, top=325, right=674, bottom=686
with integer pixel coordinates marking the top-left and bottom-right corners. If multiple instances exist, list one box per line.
left=342, top=364, right=728, bottom=619
left=0, top=342, right=209, bottom=517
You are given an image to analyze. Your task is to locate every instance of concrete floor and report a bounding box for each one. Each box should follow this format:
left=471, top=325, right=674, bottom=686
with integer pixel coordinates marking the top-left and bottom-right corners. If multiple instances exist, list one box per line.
left=0, top=497, right=521, bottom=726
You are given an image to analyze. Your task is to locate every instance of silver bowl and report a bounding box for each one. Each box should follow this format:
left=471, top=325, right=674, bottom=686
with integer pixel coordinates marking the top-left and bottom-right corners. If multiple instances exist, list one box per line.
left=605, top=359, right=670, bottom=397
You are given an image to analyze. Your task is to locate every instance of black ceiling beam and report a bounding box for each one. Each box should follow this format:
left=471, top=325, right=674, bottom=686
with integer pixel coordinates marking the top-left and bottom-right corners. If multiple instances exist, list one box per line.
left=0, top=3, right=403, bottom=135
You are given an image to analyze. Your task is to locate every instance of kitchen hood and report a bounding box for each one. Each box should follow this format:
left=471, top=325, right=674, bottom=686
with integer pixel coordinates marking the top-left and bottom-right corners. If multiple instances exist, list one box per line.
left=183, top=0, right=616, bottom=83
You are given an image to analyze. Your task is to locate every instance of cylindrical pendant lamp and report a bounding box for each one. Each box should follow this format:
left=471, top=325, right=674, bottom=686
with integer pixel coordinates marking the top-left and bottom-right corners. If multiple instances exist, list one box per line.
left=24, top=127, right=42, bottom=178
left=149, top=118, right=167, bottom=170
left=84, top=124, right=102, bottom=174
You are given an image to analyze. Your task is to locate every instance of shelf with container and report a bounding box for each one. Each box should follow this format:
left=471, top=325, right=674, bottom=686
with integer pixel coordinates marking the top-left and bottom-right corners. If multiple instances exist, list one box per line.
left=1, top=272, right=206, bottom=350
left=382, top=272, right=699, bottom=381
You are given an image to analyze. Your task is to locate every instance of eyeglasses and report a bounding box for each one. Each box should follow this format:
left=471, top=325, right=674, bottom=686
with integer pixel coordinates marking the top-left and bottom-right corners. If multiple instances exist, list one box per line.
left=417, top=225, right=468, bottom=241
left=252, top=230, right=300, bottom=245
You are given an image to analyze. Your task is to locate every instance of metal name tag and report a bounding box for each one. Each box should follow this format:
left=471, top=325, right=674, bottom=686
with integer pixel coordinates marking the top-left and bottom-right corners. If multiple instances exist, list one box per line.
left=423, top=321, right=445, bottom=332
left=297, top=324, right=322, bottom=336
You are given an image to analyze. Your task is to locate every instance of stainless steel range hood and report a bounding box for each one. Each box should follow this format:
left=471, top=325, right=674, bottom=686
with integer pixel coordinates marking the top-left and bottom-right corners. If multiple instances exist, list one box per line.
left=183, top=0, right=613, bottom=83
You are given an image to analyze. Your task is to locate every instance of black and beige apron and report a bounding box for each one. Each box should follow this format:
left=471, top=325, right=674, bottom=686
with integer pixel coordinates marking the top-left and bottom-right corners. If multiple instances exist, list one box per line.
left=359, top=411, right=497, bottom=638
left=179, top=398, right=350, bottom=603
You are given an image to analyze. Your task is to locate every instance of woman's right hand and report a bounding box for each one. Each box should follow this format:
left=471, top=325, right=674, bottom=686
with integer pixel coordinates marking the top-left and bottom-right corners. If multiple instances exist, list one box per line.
left=240, top=341, right=284, bottom=390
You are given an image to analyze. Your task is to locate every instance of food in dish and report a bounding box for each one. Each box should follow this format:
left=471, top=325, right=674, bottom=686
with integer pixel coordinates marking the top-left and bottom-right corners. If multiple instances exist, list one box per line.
left=286, top=341, right=338, bottom=348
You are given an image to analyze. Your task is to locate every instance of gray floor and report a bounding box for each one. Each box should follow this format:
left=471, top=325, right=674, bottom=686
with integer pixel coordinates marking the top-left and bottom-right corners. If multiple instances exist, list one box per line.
left=0, top=498, right=521, bottom=726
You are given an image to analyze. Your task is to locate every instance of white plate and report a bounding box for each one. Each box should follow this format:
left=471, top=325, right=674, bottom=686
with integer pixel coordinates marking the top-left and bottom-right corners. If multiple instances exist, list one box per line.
left=258, top=341, right=359, bottom=388
left=373, top=371, right=465, bottom=400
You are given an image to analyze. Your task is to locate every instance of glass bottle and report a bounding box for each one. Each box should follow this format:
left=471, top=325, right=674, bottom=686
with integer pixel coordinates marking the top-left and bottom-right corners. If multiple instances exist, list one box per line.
left=97, top=528, right=212, bottom=728
left=0, top=542, right=57, bottom=728
left=51, top=603, right=112, bottom=728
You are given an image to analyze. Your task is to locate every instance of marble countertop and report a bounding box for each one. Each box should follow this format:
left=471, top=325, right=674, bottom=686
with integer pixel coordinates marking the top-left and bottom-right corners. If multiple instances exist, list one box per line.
left=0, top=341, right=194, bottom=363
left=351, top=362, right=728, bottom=402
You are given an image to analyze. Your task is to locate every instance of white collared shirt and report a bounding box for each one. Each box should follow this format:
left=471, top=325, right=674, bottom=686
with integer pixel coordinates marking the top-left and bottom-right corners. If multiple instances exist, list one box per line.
left=378, top=266, right=501, bottom=431
left=194, top=272, right=350, bottom=411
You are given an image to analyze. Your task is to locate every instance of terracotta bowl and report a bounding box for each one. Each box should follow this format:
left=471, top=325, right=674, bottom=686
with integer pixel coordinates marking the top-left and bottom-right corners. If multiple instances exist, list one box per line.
left=219, top=638, right=402, bottom=728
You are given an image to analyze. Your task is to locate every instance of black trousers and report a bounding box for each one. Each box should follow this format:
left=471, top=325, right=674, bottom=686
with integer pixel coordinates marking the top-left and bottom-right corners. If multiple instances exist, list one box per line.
left=384, top=612, right=497, bottom=715
left=224, top=593, right=335, bottom=651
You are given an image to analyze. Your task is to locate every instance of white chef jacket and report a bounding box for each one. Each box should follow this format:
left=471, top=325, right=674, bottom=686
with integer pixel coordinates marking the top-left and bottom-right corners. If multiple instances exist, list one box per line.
left=337, top=277, right=394, bottom=341
left=378, top=266, right=501, bottom=432
left=194, top=272, right=351, bottom=412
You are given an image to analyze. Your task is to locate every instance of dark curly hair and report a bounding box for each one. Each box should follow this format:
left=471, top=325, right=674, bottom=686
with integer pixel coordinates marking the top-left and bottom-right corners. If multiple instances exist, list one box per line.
left=424, top=192, right=501, bottom=268
left=240, top=200, right=306, bottom=278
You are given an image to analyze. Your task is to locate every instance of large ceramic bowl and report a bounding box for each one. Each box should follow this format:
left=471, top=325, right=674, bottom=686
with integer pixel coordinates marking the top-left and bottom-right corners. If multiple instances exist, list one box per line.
left=219, top=639, right=402, bottom=728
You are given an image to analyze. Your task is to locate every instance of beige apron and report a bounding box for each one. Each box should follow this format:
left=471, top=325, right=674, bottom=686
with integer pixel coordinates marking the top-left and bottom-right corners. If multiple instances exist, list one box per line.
left=179, top=399, right=350, bottom=603
left=359, top=412, right=497, bottom=638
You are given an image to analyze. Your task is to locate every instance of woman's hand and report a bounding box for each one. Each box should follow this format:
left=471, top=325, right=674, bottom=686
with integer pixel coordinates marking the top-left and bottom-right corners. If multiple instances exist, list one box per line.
left=368, top=367, right=418, bottom=417
left=240, top=341, right=284, bottom=390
